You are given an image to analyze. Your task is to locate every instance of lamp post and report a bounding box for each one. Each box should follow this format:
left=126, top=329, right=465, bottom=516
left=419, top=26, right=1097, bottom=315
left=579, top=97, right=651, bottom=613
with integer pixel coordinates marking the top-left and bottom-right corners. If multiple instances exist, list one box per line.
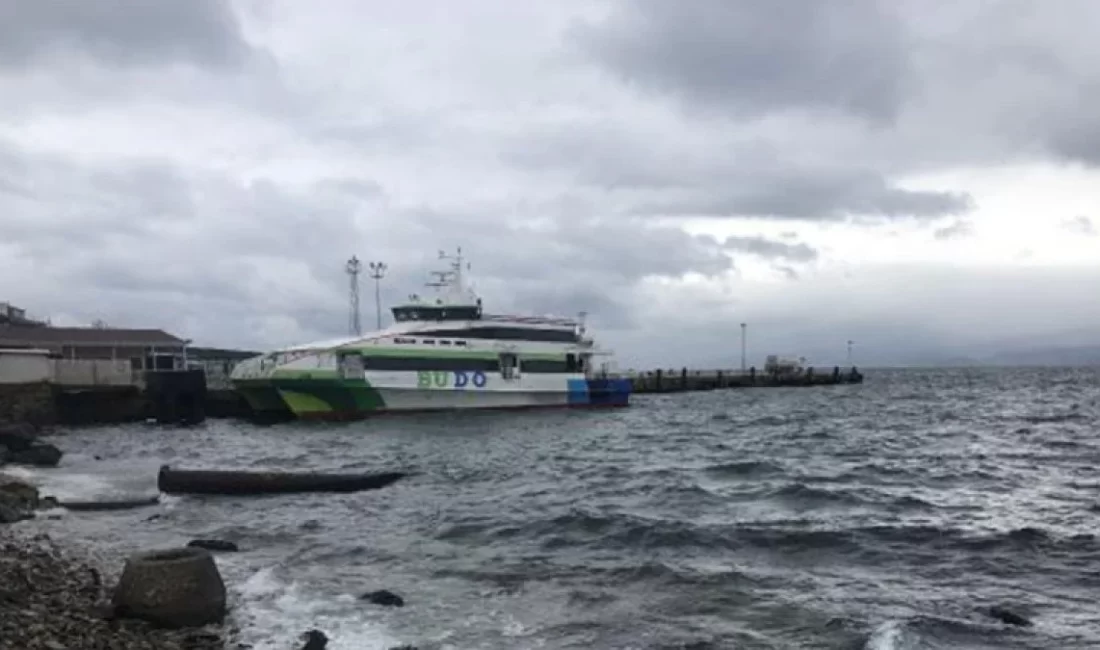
left=740, top=322, right=747, bottom=373
left=345, top=256, right=361, bottom=337
left=368, top=261, right=387, bottom=330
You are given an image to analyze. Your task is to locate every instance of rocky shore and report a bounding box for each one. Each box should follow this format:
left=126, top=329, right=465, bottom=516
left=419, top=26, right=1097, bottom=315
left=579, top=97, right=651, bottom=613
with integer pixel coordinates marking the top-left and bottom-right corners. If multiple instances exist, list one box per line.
left=0, top=422, right=63, bottom=473
left=1, top=420, right=229, bottom=649
left=0, top=529, right=226, bottom=650
left=1, top=421, right=417, bottom=650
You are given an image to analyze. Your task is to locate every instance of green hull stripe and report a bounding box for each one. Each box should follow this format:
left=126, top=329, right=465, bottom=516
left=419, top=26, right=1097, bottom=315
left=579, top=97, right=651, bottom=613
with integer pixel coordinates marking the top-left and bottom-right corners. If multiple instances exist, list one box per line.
left=234, top=383, right=291, bottom=413
left=278, top=390, right=333, bottom=413
left=268, top=378, right=385, bottom=415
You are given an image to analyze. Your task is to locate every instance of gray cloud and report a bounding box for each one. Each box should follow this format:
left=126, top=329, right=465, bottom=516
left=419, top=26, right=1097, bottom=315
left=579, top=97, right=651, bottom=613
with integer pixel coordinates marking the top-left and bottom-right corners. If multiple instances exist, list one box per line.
left=634, top=167, right=972, bottom=221
left=571, top=0, right=910, bottom=122
left=1062, top=215, right=1096, bottom=236
left=0, top=0, right=255, bottom=70
left=724, top=236, right=817, bottom=262
left=507, top=122, right=973, bottom=221
left=1, top=0, right=1099, bottom=369
left=933, top=220, right=974, bottom=241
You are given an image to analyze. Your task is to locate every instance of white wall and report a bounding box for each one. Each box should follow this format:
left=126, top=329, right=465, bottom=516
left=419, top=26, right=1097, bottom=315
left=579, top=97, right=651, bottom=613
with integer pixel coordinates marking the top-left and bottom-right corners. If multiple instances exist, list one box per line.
left=51, top=359, right=135, bottom=386
left=0, top=349, right=51, bottom=383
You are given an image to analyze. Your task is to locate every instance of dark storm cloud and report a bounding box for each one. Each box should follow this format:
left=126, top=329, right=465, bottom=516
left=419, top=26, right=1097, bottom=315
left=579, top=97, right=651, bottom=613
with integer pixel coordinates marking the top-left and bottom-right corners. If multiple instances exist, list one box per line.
left=0, top=0, right=255, bottom=69
left=508, top=124, right=973, bottom=221
left=571, top=0, right=909, bottom=122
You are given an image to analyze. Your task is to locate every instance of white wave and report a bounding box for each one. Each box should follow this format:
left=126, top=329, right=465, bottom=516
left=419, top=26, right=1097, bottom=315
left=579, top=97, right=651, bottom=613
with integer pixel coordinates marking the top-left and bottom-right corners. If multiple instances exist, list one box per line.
left=230, top=566, right=406, bottom=650
left=865, top=620, right=907, bottom=650
left=7, top=459, right=161, bottom=502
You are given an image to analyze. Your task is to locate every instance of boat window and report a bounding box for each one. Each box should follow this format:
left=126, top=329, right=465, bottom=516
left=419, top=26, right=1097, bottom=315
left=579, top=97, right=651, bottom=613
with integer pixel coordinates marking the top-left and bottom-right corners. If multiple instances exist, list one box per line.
left=417, top=327, right=578, bottom=343
left=391, top=305, right=482, bottom=322
left=521, top=358, right=569, bottom=373
left=565, top=354, right=577, bottom=372
left=361, top=355, right=500, bottom=372
left=499, top=353, right=518, bottom=379
left=337, top=352, right=364, bottom=379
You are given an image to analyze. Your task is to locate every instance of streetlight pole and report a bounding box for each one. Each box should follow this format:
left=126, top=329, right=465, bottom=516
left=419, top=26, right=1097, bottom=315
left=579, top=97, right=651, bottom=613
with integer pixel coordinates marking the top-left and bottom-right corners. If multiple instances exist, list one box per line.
left=368, top=261, right=387, bottom=330
left=740, top=322, right=747, bottom=373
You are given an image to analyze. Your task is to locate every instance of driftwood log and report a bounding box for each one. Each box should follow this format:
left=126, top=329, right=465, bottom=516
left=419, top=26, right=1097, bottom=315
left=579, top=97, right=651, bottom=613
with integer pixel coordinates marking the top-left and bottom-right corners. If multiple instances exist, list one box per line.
left=157, top=465, right=407, bottom=496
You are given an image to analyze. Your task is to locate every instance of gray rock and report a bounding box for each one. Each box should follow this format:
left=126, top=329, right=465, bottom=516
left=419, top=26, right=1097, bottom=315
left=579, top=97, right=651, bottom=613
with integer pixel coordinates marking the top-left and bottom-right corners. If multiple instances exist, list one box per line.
left=111, top=547, right=227, bottom=629
left=361, top=589, right=404, bottom=607
left=0, top=477, right=40, bottom=508
left=0, top=502, right=32, bottom=524
left=0, top=422, right=37, bottom=452
left=988, top=605, right=1032, bottom=627
left=9, top=443, right=63, bottom=467
left=301, top=629, right=327, bottom=649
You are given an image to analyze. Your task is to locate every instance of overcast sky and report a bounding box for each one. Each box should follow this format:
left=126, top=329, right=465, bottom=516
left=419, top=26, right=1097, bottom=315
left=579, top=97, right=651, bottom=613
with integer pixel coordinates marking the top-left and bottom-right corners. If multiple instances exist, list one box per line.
left=2, top=0, right=1099, bottom=368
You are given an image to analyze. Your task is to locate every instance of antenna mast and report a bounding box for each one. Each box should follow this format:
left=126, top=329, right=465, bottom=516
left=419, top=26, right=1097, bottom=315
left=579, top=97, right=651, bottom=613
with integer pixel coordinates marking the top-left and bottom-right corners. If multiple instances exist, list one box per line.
left=346, top=255, right=362, bottom=336
left=435, top=246, right=466, bottom=292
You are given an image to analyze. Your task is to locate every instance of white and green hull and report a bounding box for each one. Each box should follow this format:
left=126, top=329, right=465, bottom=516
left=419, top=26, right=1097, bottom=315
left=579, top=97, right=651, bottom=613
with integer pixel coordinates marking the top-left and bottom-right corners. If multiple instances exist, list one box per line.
left=231, top=349, right=632, bottom=420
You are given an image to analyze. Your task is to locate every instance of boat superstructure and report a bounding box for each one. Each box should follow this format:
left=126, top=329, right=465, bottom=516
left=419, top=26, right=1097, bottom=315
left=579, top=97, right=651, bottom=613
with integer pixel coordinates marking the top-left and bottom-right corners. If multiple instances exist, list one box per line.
left=230, top=248, right=631, bottom=420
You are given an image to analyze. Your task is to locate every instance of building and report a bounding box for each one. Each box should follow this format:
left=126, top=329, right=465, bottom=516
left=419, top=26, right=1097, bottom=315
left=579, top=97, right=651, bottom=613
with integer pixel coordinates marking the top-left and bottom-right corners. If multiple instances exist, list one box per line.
left=0, top=302, right=46, bottom=327
left=0, top=325, right=188, bottom=371
left=185, top=346, right=261, bottom=389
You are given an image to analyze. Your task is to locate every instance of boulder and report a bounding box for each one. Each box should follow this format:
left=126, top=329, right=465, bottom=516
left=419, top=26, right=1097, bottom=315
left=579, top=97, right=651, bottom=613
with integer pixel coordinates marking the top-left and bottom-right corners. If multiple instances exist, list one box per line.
left=9, top=443, right=63, bottom=467
left=301, top=629, right=328, bottom=650
left=0, top=502, right=31, bottom=524
left=0, top=422, right=37, bottom=452
left=0, top=478, right=40, bottom=523
left=361, top=589, right=404, bottom=607
left=988, top=605, right=1032, bottom=627
left=111, top=547, right=227, bottom=629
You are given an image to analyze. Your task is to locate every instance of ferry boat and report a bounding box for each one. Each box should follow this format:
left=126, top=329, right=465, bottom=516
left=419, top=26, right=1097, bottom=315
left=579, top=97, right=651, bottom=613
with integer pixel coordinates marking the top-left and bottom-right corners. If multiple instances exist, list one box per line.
left=229, top=249, right=632, bottom=420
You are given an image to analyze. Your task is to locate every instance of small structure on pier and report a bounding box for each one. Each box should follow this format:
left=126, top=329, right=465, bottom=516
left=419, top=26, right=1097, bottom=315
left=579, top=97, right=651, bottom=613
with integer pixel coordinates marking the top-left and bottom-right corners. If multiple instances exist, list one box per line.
left=0, top=324, right=188, bottom=378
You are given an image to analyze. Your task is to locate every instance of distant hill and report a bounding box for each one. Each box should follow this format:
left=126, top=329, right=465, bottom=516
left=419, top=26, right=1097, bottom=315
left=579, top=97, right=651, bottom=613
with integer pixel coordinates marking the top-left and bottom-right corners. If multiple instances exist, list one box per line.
left=980, top=344, right=1100, bottom=367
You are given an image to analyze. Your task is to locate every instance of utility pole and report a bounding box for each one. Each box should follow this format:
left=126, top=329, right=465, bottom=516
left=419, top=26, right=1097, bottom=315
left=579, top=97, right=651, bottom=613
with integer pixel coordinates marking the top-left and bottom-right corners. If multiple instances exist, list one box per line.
left=346, top=256, right=362, bottom=336
left=740, top=322, right=747, bottom=373
left=368, top=261, right=387, bottom=330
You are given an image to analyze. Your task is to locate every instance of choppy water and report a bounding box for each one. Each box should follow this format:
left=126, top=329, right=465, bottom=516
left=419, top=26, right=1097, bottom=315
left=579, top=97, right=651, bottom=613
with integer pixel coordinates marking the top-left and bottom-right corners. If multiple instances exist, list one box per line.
left=9, top=367, right=1100, bottom=649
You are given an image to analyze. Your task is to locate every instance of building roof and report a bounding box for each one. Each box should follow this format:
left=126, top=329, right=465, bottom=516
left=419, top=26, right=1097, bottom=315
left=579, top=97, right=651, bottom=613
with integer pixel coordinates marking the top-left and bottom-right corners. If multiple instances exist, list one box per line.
left=186, top=346, right=260, bottom=360
left=0, top=325, right=185, bottom=347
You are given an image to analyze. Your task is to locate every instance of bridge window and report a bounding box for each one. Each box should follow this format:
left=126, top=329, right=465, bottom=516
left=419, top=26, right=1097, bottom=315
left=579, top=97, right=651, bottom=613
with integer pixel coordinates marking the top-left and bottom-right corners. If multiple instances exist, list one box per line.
left=361, top=355, right=498, bottom=372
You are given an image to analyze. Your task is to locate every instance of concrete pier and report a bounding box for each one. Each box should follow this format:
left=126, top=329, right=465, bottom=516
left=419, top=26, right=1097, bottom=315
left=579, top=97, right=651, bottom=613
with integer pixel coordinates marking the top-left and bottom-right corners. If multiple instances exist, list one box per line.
left=627, top=366, right=863, bottom=393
